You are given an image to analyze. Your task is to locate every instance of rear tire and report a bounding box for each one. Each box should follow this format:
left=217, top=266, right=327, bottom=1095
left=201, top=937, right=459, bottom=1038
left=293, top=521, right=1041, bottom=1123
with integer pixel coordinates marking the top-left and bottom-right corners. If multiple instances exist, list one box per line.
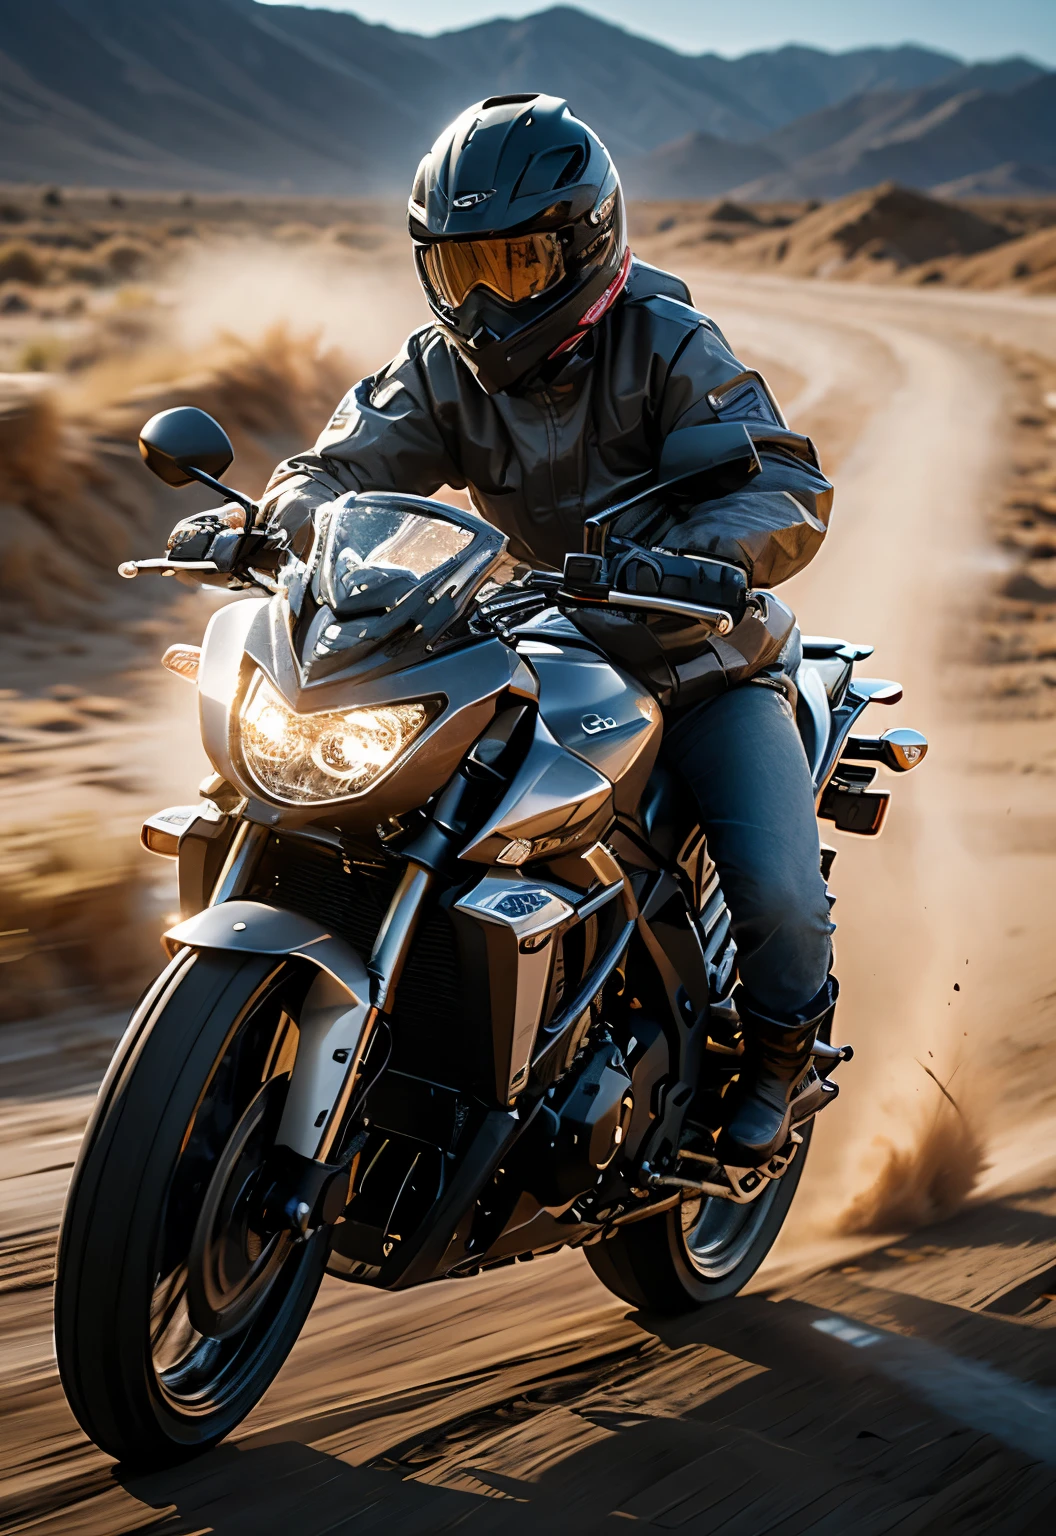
left=586, top=1120, right=813, bottom=1312
left=55, top=948, right=329, bottom=1465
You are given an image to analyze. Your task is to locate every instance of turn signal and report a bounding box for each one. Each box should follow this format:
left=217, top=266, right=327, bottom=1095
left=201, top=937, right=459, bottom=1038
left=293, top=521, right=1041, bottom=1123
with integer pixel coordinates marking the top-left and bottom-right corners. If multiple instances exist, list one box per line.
left=841, top=728, right=928, bottom=773
left=141, top=805, right=202, bottom=858
left=880, top=728, right=928, bottom=771
left=161, top=644, right=201, bottom=683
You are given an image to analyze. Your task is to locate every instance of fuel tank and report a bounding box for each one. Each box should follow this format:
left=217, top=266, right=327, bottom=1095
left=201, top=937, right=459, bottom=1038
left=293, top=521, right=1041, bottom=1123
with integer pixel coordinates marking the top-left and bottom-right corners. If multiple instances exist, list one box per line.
left=460, top=629, right=662, bottom=866
left=518, top=627, right=662, bottom=814
left=460, top=710, right=614, bottom=865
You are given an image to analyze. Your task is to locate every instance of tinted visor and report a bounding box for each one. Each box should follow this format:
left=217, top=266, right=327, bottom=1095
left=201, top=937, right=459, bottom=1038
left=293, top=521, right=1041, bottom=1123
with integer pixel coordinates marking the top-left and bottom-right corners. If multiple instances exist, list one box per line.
left=420, top=233, right=565, bottom=309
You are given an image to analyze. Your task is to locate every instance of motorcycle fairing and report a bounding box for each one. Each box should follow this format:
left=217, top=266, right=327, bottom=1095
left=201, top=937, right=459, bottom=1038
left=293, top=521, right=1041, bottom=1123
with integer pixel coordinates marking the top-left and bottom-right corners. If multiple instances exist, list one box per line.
left=197, top=595, right=270, bottom=792
left=452, top=875, right=576, bottom=1104
left=200, top=604, right=529, bottom=832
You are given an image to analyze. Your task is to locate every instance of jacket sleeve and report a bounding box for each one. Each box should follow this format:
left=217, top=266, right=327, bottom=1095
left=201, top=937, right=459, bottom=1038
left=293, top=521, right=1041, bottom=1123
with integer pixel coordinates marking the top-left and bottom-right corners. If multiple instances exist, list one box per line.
left=653, top=322, right=833, bottom=589
left=260, top=330, right=464, bottom=555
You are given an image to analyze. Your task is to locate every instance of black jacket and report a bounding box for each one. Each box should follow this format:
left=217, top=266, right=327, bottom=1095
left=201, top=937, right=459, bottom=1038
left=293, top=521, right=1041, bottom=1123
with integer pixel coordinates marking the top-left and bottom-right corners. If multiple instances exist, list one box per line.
left=261, top=259, right=833, bottom=700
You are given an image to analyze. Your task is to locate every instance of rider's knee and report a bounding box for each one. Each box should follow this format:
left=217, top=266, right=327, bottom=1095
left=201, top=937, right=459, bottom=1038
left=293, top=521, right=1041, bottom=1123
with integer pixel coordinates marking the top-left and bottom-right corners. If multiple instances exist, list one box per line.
left=733, top=869, right=833, bottom=1016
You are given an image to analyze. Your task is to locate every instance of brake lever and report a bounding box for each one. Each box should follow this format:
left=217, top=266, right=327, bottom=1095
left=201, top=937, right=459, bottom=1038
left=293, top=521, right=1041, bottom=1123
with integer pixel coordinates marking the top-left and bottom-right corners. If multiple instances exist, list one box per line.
left=118, top=558, right=220, bottom=578
left=604, top=589, right=734, bottom=633
left=558, top=582, right=734, bottom=635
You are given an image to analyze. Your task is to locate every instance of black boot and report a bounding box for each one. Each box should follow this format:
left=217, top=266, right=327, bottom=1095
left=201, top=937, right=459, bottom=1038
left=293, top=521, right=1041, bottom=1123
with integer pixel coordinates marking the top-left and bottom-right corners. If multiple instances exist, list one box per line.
left=719, top=978, right=839, bottom=1168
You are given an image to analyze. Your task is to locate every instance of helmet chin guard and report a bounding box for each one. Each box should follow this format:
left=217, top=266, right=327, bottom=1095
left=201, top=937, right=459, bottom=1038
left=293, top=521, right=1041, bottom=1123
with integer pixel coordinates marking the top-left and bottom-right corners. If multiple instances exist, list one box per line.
left=408, top=94, right=629, bottom=395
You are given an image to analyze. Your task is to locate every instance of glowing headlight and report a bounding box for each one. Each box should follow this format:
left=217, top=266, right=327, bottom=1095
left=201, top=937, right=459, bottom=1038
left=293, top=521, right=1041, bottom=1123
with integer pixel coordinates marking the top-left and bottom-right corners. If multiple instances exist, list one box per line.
left=238, top=673, right=439, bottom=804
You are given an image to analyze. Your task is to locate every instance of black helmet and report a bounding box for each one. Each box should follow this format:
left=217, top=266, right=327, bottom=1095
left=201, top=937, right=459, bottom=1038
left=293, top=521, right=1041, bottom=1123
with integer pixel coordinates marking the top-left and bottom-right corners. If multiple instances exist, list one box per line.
left=408, top=94, right=629, bottom=395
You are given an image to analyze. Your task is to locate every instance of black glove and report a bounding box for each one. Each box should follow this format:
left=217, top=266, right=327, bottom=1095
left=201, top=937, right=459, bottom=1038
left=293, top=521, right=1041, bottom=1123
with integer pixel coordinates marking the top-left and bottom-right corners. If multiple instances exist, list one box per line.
left=608, top=542, right=748, bottom=625
left=166, top=510, right=236, bottom=562
left=166, top=506, right=287, bottom=585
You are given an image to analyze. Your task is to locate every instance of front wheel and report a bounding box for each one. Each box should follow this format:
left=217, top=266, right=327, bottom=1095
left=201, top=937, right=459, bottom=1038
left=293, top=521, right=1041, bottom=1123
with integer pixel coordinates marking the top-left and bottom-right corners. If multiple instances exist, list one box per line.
left=585, top=1120, right=813, bottom=1312
left=55, top=948, right=329, bottom=1465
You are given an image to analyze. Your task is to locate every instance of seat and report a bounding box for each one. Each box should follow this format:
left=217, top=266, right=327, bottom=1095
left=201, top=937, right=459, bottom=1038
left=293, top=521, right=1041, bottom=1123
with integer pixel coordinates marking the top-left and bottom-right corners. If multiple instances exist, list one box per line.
left=795, top=661, right=833, bottom=792
left=795, top=635, right=873, bottom=792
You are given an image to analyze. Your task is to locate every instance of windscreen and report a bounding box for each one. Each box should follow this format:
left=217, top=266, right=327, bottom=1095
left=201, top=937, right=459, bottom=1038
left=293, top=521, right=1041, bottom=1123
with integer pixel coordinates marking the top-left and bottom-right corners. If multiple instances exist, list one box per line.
left=318, top=503, right=475, bottom=618
left=330, top=504, right=473, bottom=581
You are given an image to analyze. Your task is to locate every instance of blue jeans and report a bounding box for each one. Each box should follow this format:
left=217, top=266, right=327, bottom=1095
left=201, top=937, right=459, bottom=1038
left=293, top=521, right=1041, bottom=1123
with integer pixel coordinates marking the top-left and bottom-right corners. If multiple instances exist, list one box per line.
left=662, top=683, right=834, bottom=1017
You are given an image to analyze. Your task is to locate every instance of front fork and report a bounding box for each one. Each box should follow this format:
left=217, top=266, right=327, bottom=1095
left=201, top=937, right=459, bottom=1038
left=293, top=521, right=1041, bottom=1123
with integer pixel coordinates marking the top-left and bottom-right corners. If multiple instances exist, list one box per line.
left=277, top=862, right=437, bottom=1233
left=172, top=820, right=438, bottom=1237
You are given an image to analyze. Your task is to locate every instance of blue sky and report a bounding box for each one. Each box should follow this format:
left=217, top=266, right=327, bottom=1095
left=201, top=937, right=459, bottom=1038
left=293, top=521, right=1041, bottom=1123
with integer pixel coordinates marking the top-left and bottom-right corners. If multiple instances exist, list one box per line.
left=256, top=0, right=1056, bottom=64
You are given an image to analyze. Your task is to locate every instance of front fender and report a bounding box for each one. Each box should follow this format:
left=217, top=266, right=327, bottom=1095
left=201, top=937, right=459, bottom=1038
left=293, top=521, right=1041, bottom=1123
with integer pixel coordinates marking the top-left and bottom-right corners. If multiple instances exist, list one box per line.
left=163, top=899, right=366, bottom=995
left=163, top=900, right=372, bottom=1159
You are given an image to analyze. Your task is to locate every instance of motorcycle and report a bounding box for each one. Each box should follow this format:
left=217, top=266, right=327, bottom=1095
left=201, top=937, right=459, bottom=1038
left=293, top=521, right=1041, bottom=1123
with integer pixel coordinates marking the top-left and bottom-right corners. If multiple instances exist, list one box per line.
left=54, top=405, right=927, bottom=1464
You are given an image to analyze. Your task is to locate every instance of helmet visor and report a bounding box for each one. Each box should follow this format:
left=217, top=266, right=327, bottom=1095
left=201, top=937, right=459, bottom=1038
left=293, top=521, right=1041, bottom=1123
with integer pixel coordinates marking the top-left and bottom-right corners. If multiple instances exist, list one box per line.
left=420, top=233, right=565, bottom=309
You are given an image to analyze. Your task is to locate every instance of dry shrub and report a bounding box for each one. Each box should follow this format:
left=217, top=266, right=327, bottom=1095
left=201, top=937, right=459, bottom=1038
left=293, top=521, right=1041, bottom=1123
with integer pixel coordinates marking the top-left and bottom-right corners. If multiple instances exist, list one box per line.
left=28, top=225, right=99, bottom=251
left=94, top=236, right=152, bottom=280
left=0, top=376, right=131, bottom=623
left=193, top=324, right=349, bottom=455
left=0, top=243, right=46, bottom=285
left=0, top=378, right=66, bottom=484
left=839, top=1100, right=988, bottom=1235
left=328, top=222, right=385, bottom=251
left=14, top=335, right=68, bottom=372
left=98, top=323, right=352, bottom=490
left=0, top=287, right=32, bottom=315
left=0, top=818, right=163, bottom=1022
left=0, top=324, right=352, bottom=625
left=271, top=222, right=320, bottom=245
left=60, top=257, right=109, bottom=287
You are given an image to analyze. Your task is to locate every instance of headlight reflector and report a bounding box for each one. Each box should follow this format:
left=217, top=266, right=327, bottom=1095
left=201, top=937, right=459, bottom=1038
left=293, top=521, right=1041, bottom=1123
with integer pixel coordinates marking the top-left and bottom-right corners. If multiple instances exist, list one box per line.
left=239, top=673, right=438, bottom=804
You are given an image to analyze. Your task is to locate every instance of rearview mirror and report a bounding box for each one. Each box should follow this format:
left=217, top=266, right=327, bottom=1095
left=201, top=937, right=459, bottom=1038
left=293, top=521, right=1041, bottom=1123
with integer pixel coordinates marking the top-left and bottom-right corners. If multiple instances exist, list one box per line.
left=658, top=422, right=762, bottom=501
left=138, top=407, right=234, bottom=489
left=583, top=420, right=764, bottom=554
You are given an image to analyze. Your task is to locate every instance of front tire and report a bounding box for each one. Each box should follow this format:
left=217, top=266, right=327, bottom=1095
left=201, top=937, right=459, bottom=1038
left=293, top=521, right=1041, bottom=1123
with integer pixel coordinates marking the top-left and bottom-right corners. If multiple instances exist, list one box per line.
left=55, top=948, right=328, bottom=1465
left=586, top=1120, right=813, bottom=1312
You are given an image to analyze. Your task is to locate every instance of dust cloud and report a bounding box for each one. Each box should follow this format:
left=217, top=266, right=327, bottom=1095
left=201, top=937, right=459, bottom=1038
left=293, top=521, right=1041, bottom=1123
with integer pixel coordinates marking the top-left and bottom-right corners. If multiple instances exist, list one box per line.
left=168, top=240, right=427, bottom=378
left=840, top=1092, right=989, bottom=1234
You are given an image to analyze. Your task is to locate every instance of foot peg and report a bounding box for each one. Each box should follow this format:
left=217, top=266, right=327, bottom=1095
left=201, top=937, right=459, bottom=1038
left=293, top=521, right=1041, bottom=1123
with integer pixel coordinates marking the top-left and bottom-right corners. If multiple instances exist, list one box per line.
left=811, top=1040, right=853, bottom=1064
left=645, top=1125, right=810, bottom=1206
left=791, top=1070, right=840, bottom=1126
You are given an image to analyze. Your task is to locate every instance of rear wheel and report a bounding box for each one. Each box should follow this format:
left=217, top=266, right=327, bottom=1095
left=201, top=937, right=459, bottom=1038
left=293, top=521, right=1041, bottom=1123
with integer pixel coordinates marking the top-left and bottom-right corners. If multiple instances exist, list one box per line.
left=585, top=1120, right=813, bottom=1312
left=55, top=948, right=329, bottom=1465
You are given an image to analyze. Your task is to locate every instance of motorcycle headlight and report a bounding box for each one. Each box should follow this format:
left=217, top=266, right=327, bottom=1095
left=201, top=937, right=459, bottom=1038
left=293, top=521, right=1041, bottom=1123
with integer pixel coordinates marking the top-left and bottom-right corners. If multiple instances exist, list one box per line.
left=238, top=673, right=440, bottom=804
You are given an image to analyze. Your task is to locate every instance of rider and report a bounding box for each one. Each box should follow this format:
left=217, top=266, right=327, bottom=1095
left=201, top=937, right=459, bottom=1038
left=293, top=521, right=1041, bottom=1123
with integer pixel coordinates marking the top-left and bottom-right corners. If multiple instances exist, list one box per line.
left=169, top=95, right=838, bottom=1168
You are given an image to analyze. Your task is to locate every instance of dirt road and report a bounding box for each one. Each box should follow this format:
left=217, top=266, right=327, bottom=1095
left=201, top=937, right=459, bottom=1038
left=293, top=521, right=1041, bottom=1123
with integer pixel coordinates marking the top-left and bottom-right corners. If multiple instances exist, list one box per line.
left=4, top=276, right=1056, bottom=1534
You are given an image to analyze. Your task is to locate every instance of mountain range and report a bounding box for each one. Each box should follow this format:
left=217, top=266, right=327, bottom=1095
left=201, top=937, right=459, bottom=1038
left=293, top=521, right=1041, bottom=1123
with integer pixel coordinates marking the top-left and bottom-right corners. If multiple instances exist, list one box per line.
left=0, top=0, right=1052, bottom=199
